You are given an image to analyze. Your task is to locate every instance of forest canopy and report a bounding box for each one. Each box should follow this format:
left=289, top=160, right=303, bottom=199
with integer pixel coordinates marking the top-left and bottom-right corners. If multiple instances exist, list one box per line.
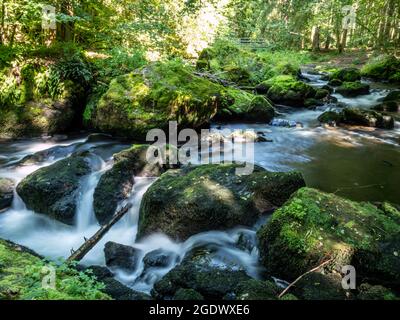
left=1, top=0, right=399, bottom=58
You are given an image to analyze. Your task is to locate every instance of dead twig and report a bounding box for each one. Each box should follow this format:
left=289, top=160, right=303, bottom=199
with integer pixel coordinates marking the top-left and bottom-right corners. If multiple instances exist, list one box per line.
left=278, top=258, right=333, bottom=298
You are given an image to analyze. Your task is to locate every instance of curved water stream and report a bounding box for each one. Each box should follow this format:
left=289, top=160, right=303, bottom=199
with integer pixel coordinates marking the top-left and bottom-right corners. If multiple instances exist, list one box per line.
left=0, top=71, right=399, bottom=293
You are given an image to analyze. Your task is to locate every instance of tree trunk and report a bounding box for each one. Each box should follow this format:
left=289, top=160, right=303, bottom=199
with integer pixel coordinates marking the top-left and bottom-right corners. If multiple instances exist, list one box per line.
left=0, top=0, right=5, bottom=45
left=67, top=204, right=132, bottom=263
left=311, top=26, right=320, bottom=52
left=57, top=0, right=75, bottom=42
left=338, top=29, right=348, bottom=53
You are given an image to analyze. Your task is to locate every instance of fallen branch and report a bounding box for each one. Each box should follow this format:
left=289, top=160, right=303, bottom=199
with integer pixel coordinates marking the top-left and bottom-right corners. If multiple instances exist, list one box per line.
left=67, top=203, right=133, bottom=263
left=278, top=258, right=333, bottom=298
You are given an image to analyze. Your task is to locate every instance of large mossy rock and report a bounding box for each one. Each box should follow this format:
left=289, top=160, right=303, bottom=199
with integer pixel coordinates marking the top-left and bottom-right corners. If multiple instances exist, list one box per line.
left=152, top=250, right=280, bottom=300
left=0, top=53, right=90, bottom=139
left=0, top=178, right=14, bottom=211
left=336, top=81, right=370, bottom=97
left=16, top=156, right=91, bottom=225
left=90, top=61, right=221, bottom=139
left=374, top=90, right=400, bottom=112
left=257, top=188, right=400, bottom=286
left=361, top=55, right=400, bottom=82
left=89, top=60, right=273, bottom=139
left=138, top=164, right=305, bottom=241
left=330, top=68, right=361, bottom=82
left=258, top=75, right=317, bottom=107
left=0, top=239, right=110, bottom=300
left=93, top=145, right=165, bottom=225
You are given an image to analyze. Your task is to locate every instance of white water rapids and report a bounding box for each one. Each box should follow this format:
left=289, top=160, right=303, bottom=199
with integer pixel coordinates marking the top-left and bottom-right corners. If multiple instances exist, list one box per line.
left=0, top=72, right=399, bottom=293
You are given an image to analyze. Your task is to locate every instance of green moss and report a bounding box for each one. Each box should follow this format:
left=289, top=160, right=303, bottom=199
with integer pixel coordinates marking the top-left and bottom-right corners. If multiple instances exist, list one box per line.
left=92, top=60, right=224, bottom=139
left=357, top=283, right=398, bottom=300
left=0, top=239, right=110, bottom=300
left=330, top=68, right=361, bottom=82
left=261, top=75, right=316, bottom=107
left=361, top=55, right=400, bottom=82
left=235, top=279, right=279, bottom=300
left=173, top=288, right=204, bottom=300
left=257, top=188, right=400, bottom=284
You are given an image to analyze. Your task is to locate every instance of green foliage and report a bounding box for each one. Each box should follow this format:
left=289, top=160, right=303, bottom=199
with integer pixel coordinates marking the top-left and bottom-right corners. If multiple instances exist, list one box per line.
left=0, top=240, right=110, bottom=300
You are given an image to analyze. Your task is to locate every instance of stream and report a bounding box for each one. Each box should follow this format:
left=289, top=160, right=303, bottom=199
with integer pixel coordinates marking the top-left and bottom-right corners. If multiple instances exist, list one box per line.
left=0, top=71, right=399, bottom=293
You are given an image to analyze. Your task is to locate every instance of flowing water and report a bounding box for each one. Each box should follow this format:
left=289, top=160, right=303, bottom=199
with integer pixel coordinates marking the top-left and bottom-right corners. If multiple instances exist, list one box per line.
left=0, top=71, right=399, bottom=293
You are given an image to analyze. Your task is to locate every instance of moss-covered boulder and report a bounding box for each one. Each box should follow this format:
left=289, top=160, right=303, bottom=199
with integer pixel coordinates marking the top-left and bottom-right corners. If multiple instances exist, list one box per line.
left=0, top=239, right=110, bottom=300
left=257, top=188, right=400, bottom=286
left=216, top=90, right=275, bottom=122
left=342, top=108, right=394, bottom=129
left=336, top=81, right=370, bottom=97
left=0, top=178, right=14, bottom=211
left=330, top=68, right=361, bottom=82
left=138, top=164, right=305, bottom=241
left=0, top=52, right=91, bottom=138
left=328, top=79, right=343, bottom=87
left=93, top=145, right=165, bottom=225
left=152, top=249, right=280, bottom=300
left=89, top=60, right=274, bottom=139
left=16, top=156, right=91, bottom=225
left=258, top=75, right=317, bottom=107
left=89, top=60, right=223, bottom=139
left=361, top=55, right=400, bottom=82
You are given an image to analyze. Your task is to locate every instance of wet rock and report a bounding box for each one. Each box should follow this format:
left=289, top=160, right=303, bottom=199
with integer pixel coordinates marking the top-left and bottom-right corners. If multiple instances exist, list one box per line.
left=357, top=283, right=398, bottom=300
left=0, top=178, right=14, bottom=211
left=16, top=156, right=91, bottom=225
left=270, top=119, right=298, bottom=127
left=318, top=111, right=343, bottom=125
left=315, top=89, right=330, bottom=100
left=374, top=90, right=400, bottom=112
left=87, top=265, right=152, bottom=300
left=304, top=98, right=324, bottom=108
left=173, top=288, right=204, bottom=300
left=138, top=164, right=305, bottom=241
left=152, top=250, right=279, bottom=300
left=104, top=242, right=142, bottom=273
left=342, top=108, right=394, bottom=129
left=336, top=81, right=370, bottom=97
left=236, top=232, right=256, bottom=252
left=143, top=249, right=178, bottom=269
left=93, top=145, right=165, bottom=225
left=319, top=108, right=395, bottom=129
left=257, top=188, right=400, bottom=286
left=291, top=272, right=349, bottom=300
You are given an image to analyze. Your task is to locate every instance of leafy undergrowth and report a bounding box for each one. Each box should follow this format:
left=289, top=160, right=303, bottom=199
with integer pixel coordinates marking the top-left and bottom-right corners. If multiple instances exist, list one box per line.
left=0, top=239, right=110, bottom=300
